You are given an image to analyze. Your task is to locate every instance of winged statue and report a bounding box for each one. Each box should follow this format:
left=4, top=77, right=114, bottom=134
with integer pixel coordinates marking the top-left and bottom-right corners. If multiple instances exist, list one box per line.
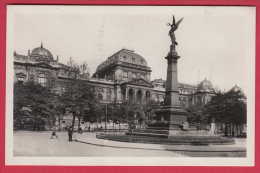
left=167, top=15, right=184, bottom=47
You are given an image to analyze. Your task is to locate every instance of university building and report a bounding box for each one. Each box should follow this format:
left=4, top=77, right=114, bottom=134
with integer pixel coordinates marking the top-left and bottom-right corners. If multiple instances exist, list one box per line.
left=14, top=44, right=216, bottom=109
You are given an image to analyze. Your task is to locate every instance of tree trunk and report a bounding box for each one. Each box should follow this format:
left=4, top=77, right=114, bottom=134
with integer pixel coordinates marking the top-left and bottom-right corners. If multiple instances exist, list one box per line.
left=224, top=123, right=228, bottom=136
left=58, top=114, right=61, bottom=131
left=78, top=116, right=81, bottom=131
left=71, top=113, right=76, bottom=134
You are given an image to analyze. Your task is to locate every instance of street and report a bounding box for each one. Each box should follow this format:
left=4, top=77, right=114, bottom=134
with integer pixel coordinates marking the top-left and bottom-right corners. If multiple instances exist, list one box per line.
left=13, top=131, right=184, bottom=157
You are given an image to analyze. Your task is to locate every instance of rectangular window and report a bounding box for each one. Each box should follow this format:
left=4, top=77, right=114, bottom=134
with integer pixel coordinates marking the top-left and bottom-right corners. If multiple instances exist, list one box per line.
left=38, top=73, right=47, bottom=87
left=132, top=73, right=136, bottom=79
left=123, top=71, right=128, bottom=79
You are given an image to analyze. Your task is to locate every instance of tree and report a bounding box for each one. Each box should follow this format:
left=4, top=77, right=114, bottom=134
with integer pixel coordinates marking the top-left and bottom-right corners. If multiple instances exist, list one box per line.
left=203, top=89, right=247, bottom=136
left=186, top=104, right=206, bottom=129
left=59, top=58, right=99, bottom=133
left=14, top=81, right=56, bottom=130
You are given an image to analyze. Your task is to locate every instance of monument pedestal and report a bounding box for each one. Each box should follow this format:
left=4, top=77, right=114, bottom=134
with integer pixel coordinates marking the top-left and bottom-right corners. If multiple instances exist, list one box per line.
left=151, top=105, right=187, bottom=137
left=149, top=48, right=189, bottom=137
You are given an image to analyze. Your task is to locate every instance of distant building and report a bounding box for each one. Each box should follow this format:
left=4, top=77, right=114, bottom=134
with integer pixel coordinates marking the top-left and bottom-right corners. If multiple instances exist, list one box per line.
left=14, top=44, right=216, bottom=109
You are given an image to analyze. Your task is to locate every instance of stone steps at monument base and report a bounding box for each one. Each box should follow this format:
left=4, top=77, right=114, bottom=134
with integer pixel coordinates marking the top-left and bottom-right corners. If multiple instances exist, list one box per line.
left=132, top=129, right=169, bottom=135
left=97, top=133, right=235, bottom=145
left=126, top=132, right=168, bottom=138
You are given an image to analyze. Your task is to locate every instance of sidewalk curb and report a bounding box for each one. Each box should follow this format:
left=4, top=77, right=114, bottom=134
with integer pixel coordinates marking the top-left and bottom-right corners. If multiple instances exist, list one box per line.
left=75, top=139, right=246, bottom=153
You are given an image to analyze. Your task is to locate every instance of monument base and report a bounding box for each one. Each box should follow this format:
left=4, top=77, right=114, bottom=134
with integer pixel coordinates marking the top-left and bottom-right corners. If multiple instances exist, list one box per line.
left=148, top=105, right=187, bottom=137
left=119, top=105, right=234, bottom=145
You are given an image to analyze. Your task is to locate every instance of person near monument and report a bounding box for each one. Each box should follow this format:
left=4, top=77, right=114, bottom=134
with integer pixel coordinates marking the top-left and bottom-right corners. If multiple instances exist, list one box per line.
left=68, top=126, right=73, bottom=142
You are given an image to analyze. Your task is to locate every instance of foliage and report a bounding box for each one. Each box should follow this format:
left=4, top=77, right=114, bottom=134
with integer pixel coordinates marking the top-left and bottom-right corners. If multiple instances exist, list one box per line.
left=186, top=104, right=206, bottom=124
left=14, top=81, right=56, bottom=130
left=60, top=58, right=100, bottom=131
left=203, top=89, right=247, bottom=125
left=110, top=103, right=148, bottom=126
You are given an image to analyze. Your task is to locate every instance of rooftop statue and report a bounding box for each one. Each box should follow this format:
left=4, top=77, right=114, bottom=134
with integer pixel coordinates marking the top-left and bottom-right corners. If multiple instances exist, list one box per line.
left=167, top=15, right=183, bottom=51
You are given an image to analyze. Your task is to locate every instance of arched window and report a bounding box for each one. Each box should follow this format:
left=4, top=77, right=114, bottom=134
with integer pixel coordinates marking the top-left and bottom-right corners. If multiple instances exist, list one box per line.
left=136, top=90, right=142, bottom=104
left=98, top=93, right=103, bottom=101
left=38, top=73, right=47, bottom=87
left=145, top=91, right=151, bottom=103
left=128, top=89, right=134, bottom=104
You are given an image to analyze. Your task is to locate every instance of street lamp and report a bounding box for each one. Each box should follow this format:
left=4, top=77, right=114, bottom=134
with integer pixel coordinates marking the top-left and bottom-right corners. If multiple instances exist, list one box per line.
left=105, top=104, right=108, bottom=131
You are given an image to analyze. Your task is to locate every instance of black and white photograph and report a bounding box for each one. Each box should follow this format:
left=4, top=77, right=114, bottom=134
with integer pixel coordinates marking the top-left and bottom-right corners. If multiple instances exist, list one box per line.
left=6, top=5, right=255, bottom=166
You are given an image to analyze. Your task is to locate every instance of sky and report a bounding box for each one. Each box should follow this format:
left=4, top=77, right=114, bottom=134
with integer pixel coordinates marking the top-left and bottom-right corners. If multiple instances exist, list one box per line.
left=7, top=5, right=255, bottom=95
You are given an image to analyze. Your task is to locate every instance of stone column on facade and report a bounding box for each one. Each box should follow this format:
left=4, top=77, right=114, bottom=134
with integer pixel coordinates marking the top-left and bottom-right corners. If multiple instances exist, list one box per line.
left=134, top=89, right=137, bottom=104
left=142, top=90, right=146, bottom=104
left=115, top=84, right=122, bottom=103
left=125, top=87, right=128, bottom=102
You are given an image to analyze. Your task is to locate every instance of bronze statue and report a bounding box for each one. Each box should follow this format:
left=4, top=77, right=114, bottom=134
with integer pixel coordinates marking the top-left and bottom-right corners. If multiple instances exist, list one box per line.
left=167, top=15, right=183, bottom=49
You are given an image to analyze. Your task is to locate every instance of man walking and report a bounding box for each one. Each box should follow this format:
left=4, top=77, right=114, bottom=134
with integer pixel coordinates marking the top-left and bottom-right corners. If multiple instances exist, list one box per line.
left=68, top=126, right=73, bottom=142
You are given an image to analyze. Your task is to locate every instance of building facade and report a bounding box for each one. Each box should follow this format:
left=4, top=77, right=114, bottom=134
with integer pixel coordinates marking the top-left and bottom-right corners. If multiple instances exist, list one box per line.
left=14, top=44, right=216, bottom=109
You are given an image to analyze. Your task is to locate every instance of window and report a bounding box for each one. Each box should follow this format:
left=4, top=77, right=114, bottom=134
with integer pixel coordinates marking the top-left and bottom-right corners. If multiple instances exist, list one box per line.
left=38, top=73, right=47, bottom=87
left=132, top=57, right=136, bottom=62
left=61, top=87, right=66, bottom=93
left=98, top=93, right=103, bottom=100
left=132, top=73, right=136, bottom=79
left=16, top=73, right=26, bottom=83
left=123, top=71, right=128, bottom=80
left=17, top=76, right=25, bottom=82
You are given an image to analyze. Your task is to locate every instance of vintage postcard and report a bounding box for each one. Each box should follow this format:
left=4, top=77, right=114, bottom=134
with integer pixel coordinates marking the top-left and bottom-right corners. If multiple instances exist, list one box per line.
left=5, top=5, right=255, bottom=166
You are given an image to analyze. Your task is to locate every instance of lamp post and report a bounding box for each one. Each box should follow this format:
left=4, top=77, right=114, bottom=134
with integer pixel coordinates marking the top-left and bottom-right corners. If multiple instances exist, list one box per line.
left=105, top=104, right=107, bottom=131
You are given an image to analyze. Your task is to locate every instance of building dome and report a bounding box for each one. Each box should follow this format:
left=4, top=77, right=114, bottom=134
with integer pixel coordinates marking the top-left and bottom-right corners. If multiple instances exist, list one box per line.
left=197, top=78, right=214, bottom=93
left=116, top=49, right=148, bottom=66
left=96, top=49, right=149, bottom=73
left=31, top=43, right=54, bottom=61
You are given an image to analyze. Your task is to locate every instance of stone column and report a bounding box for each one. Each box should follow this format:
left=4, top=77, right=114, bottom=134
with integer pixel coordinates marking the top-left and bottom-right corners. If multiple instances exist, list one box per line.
left=125, top=87, right=128, bottom=101
left=134, top=89, right=137, bottom=104
left=153, top=44, right=187, bottom=136
left=165, top=49, right=180, bottom=106
left=142, top=90, right=146, bottom=104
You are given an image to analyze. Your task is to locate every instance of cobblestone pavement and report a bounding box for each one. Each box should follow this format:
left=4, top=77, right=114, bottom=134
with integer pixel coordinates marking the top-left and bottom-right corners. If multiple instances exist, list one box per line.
left=14, top=131, right=246, bottom=157
left=13, top=131, right=184, bottom=157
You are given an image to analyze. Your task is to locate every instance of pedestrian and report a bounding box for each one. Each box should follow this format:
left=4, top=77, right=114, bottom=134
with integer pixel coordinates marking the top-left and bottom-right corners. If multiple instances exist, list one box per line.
left=50, top=131, right=58, bottom=139
left=50, top=126, right=58, bottom=139
left=78, top=127, right=83, bottom=134
left=68, top=126, right=73, bottom=142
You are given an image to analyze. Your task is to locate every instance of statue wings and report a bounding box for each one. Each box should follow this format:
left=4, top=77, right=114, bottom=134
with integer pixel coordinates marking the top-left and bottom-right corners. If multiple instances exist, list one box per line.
left=167, top=16, right=184, bottom=29
left=175, top=17, right=184, bottom=29
left=172, top=15, right=176, bottom=25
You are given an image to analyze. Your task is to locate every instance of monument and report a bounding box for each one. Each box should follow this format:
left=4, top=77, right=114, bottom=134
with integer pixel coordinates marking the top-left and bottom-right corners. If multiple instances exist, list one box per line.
left=149, top=15, right=188, bottom=136
left=98, top=15, right=234, bottom=145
